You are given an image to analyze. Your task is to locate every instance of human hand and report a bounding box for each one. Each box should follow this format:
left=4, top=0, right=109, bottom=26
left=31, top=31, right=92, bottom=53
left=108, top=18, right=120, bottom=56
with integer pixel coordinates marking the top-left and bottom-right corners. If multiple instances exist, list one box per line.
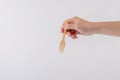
left=61, top=16, right=95, bottom=39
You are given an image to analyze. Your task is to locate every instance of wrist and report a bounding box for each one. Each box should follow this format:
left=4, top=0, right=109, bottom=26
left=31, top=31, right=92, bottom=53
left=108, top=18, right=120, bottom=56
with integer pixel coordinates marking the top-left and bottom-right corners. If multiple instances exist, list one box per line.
left=91, top=22, right=102, bottom=34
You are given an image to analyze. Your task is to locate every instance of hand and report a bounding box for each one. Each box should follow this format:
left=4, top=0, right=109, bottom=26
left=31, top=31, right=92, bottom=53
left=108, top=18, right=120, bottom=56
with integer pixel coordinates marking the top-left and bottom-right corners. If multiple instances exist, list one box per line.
left=61, top=16, right=94, bottom=39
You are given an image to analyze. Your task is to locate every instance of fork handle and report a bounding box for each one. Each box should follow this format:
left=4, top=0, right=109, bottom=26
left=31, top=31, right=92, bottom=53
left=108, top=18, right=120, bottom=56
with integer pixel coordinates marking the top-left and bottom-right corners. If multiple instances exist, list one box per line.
left=62, top=29, right=66, bottom=40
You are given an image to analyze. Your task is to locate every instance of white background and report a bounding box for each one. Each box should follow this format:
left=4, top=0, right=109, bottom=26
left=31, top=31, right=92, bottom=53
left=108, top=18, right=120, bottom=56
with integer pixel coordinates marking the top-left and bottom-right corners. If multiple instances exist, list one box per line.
left=0, top=0, right=120, bottom=80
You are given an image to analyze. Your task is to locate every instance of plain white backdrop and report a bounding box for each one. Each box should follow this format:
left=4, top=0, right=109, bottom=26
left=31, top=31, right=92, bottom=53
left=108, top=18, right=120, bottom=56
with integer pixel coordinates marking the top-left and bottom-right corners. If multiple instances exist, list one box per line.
left=0, top=0, right=120, bottom=80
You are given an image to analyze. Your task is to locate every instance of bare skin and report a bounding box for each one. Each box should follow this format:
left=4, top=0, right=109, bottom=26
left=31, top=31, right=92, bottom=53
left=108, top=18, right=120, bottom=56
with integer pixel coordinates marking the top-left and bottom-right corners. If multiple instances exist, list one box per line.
left=61, top=16, right=120, bottom=39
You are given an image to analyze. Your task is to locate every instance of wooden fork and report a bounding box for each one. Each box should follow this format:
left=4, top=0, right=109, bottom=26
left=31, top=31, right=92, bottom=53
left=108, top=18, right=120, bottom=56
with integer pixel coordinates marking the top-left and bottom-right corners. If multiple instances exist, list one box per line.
left=59, top=29, right=66, bottom=53
left=59, top=22, right=67, bottom=53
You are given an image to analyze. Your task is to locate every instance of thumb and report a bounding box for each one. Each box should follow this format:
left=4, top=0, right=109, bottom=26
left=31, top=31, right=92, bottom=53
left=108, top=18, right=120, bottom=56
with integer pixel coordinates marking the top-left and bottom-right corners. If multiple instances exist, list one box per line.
left=65, top=24, right=79, bottom=31
left=65, top=24, right=75, bottom=29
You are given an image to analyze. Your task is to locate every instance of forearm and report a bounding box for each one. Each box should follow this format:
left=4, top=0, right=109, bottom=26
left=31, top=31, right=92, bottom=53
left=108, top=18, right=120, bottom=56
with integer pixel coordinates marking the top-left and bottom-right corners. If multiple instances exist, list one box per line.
left=92, top=21, right=120, bottom=36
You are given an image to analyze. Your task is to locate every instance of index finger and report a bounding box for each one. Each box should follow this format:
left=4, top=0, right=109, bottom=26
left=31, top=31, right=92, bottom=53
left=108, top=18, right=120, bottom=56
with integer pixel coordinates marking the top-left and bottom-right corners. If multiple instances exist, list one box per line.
left=62, top=18, right=74, bottom=26
left=61, top=18, right=73, bottom=31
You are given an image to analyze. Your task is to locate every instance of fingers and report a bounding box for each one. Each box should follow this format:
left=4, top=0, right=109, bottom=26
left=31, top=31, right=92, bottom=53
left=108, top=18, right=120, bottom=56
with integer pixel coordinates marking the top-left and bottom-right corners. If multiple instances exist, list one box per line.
left=61, top=17, right=80, bottom=39
left=61, top=23, right=80, bottom=39
left=63, top=18, right=74, bottom=25
left=66, top=30, right=79, bottom=39
left=61, top=17, right=75, bottom=32
left=62, top=24, right=78, bottom=32
left=72, top=35, right=78, bottom=39
left=65, top=24, right=77, bottom=30
left=71, top=35, right=78, bottom=39
left=61, top=27, right=64, bottom=33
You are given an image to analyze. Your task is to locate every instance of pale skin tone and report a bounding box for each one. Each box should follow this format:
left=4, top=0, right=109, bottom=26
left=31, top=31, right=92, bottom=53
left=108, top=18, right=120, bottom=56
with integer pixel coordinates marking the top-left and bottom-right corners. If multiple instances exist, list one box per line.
left=61, top=16, right=120, bottom=39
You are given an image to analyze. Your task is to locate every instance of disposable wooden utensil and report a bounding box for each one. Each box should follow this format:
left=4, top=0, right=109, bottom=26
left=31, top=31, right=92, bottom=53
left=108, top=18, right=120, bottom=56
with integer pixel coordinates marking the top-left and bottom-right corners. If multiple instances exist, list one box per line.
left=59, top=29, right=66, bottom=53
left=59, top=22, right=67, bottom=53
